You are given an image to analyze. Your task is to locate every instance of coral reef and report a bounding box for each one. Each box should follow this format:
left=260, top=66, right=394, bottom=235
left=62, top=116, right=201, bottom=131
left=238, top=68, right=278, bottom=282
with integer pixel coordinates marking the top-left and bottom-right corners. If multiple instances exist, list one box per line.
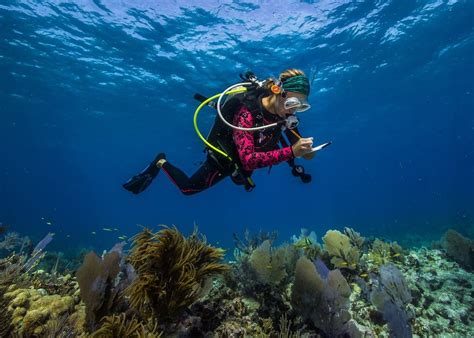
left=403, top=248, right=473, bottom=336
left=0, top=224, right=472, bottom=337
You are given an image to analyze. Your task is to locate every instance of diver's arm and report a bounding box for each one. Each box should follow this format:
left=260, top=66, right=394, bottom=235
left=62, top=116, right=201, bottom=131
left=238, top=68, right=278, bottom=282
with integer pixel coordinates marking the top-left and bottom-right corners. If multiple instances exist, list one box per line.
left=284, top=126, right=315, bottom=160
left=233, top=106, right=294, bottom=171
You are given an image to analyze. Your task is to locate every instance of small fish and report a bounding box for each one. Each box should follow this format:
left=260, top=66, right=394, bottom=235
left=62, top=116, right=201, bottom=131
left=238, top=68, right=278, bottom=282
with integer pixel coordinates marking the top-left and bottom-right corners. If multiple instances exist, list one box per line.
left=118, top=236, right=128, bottom=240
left=360, top=273, right=368, bottom=278
left=41, top=217, right=45, bottom=220
left=66, top=235, right=70, bottom=238
left=113, top=228, right=118, bottom=231
left=91, top=231, right=96, bottom=235
left=102, top=228, right=113, bottom=232
left=339, top=262, right=348, bottom=266
left=266, top=265, right=272, bottom=269
left=392, top=253, right=401, bottom=258
left=46, top=222, right=52, bottom=225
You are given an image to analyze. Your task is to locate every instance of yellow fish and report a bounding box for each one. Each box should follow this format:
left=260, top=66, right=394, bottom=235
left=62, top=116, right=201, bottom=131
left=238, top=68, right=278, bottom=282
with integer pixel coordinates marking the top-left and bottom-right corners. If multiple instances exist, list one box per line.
left=360, top=273, right=368, bottom=278
left=339, top=262, right=348, bottom=266
left=91, top=231, right=96, bottom=235
left=102, top=228, right=113, bottom=232
left=392, top=253, right=401, bottom=257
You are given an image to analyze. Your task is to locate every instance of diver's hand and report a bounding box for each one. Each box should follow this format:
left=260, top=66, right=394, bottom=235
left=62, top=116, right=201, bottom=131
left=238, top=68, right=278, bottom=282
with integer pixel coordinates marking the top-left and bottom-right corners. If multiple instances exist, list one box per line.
left=303, top=151, right=316, bottom=160
left=292, top=137, right=314, bottom=158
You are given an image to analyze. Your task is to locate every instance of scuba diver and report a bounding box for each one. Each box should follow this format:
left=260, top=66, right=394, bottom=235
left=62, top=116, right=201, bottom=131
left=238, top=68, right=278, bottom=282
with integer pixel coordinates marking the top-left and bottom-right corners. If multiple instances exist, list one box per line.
left=123, top=68, right=331, bottom=196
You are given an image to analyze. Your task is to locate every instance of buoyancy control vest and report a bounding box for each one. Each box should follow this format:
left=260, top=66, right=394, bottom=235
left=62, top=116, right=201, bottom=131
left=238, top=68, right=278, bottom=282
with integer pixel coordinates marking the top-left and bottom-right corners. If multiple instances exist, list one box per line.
left=204, top=84, right=285, bottom=171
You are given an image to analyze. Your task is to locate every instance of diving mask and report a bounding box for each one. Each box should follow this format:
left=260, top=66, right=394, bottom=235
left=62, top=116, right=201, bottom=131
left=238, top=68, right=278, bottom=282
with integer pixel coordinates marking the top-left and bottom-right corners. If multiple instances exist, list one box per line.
left=284, top=96, right=311, bottom=112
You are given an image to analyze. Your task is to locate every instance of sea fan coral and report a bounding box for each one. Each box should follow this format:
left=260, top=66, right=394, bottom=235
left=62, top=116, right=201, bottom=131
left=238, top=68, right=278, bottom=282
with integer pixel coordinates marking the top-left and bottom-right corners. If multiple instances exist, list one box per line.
left=440, top=229, right=474, bottom=270
left=344, top=227, right=365, bottom=249
left=249, top=240, right=287, bottom=285
left=125, top=226, right=229, bottom=324
left=322, top=230, right=360, bottom=270
left=370, top=264, right=412, bottom=338
left=291, top=257, right=353, bottom=336
left=76, top=250, right=122, bottom=331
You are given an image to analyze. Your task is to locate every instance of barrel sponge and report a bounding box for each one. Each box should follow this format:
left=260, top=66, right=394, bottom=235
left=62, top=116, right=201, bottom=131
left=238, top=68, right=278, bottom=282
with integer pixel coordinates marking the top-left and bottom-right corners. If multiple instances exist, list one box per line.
left=323, top=230, right=360, bottom=270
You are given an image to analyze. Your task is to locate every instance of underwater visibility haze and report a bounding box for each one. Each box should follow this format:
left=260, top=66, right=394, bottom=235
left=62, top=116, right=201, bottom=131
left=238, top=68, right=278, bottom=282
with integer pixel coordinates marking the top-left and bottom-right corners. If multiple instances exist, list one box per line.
left=0, top=0, right=473, bottom=336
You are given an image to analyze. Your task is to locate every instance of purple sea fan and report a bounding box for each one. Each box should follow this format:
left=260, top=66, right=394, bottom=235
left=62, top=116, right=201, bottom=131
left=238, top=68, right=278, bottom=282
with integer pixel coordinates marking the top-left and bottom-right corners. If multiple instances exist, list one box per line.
left=370, top=264, right=412, bottom=338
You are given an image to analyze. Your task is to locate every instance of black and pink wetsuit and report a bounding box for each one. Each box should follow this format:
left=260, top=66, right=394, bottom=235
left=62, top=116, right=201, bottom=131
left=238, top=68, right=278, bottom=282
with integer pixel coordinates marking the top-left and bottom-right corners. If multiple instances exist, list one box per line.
left=232, top=105, right=295, bottom=172
left=160, top=100, right=301, bottom=195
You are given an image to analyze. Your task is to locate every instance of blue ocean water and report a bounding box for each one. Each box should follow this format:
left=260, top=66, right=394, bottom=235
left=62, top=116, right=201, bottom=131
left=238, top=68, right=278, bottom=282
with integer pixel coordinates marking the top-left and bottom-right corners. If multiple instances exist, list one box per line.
left=0, top=0, right=473, bottom=255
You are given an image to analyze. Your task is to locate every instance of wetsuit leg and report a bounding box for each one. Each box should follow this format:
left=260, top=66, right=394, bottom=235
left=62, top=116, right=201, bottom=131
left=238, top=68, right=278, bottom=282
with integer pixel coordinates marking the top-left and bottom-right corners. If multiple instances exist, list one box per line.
left=160, top=158, right=228, bottom=196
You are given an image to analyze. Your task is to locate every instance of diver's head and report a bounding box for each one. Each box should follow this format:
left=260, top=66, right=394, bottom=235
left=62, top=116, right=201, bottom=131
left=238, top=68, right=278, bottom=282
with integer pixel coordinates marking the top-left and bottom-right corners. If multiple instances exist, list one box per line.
left=264, top=69, right=311, bottom=118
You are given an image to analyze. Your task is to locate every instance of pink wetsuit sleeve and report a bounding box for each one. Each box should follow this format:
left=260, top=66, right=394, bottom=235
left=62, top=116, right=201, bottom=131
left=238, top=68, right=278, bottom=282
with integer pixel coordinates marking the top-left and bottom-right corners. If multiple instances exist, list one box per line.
left=232, top=105, right=294, bottom=171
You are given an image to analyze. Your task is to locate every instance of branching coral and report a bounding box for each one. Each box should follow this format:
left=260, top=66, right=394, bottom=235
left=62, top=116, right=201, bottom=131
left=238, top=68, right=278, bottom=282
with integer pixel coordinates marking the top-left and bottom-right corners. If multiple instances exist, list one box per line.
left=277, top=312, right=302, bottom=338
left=90, top=313, right=162, bottom=337
left=0, top=232, right=31, bottom=253
left=125, top=226, right=229, bottom=324
left=322, top=230, right=360, bottom=270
